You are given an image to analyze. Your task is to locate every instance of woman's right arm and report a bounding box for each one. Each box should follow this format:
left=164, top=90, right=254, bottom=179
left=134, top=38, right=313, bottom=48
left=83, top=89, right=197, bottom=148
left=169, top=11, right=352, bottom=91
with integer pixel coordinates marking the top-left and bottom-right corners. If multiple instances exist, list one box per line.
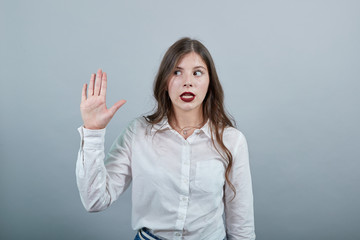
left=76, top=69, right=129, bottom=212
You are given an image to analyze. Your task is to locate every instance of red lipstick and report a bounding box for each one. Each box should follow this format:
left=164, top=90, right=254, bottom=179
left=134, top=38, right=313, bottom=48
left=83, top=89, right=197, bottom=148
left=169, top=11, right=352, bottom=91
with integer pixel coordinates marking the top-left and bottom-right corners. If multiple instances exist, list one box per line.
left=180, top=92, right=195, bottom=102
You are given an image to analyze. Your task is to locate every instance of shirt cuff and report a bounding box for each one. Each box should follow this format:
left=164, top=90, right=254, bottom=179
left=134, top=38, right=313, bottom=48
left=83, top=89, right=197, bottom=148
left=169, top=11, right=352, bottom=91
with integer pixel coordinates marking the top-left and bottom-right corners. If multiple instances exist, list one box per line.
left=77, top=125, right=106, bottom=150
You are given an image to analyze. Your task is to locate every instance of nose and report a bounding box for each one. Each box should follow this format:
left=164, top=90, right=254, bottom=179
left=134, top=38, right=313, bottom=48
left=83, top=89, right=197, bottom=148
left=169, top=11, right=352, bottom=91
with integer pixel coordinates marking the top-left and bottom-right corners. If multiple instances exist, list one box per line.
left=183, top=74, right=193, bottom=87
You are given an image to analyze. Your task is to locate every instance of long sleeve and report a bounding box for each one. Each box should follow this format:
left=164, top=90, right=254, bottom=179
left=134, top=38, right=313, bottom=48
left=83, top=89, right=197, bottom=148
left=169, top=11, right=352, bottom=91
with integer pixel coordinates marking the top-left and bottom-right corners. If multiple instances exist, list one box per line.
left=224, top=133, right=256, bottom=240
left=76, top=123, right=134, bottom=212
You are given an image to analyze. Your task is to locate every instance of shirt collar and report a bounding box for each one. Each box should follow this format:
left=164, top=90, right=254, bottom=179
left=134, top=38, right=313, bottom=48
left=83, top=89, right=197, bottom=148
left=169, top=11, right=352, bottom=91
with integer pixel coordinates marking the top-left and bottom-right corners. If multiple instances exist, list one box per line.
left=198, top=119, right=212, bottom=139
left=151, top=117, right=212, bottom=139
left=150, top=116, right=171, bottom=132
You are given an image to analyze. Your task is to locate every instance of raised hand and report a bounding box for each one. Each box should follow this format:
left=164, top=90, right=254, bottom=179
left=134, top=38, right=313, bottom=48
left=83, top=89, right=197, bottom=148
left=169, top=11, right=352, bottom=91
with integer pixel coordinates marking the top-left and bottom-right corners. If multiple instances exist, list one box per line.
left=80, top=69, right=126, bottom=129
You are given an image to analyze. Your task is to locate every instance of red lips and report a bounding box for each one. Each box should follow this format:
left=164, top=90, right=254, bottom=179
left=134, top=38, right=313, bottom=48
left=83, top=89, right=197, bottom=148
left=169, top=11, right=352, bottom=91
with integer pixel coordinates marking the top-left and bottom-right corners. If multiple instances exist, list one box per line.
left=180, top=92, right=195, bottom=102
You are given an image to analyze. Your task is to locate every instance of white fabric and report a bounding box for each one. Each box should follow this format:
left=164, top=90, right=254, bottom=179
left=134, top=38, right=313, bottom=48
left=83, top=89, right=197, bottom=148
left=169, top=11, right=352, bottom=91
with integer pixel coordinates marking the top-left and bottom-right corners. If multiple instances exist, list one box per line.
left=76, top=117, right=255, bottom=240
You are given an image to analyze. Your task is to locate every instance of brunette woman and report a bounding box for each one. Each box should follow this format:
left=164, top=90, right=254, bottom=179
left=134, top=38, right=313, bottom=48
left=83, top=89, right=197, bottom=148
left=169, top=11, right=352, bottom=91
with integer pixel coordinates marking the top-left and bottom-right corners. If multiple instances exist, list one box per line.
left=76, top=37, right=255, bottom=240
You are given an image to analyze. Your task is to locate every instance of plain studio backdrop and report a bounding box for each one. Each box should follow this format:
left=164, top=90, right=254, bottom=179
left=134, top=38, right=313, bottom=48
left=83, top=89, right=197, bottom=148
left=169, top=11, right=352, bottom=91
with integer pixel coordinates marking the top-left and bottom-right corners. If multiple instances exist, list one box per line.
left=1, top=0, right=359, bottom=239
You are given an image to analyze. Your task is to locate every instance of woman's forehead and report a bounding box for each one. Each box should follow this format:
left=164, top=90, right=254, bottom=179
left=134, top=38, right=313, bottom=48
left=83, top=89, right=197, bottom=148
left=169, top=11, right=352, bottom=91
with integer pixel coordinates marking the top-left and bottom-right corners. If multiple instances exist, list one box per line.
left=176, top=52, right=207, bottom=69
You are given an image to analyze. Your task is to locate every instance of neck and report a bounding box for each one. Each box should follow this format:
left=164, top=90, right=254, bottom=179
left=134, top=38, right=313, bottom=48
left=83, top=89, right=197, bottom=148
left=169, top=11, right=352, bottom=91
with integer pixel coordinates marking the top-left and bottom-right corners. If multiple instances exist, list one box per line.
left=170, top=108, right=205, bottom=130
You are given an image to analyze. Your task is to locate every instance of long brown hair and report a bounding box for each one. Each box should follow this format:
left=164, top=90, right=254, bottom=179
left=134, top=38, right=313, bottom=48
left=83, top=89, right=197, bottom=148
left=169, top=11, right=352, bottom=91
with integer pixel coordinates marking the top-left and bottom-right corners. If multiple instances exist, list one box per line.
left=146, top=37, right=237, bottom=199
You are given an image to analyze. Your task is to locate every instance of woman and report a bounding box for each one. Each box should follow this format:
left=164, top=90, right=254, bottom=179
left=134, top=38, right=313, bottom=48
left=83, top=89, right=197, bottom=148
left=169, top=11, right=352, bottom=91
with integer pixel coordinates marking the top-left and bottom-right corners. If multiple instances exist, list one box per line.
left=76, top=37, right=255, bottom=240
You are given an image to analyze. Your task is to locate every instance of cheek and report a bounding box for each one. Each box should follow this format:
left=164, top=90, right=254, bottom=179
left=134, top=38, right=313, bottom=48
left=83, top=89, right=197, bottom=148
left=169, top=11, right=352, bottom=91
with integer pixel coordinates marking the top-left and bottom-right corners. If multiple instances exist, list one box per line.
left=168, top=78, right=183, bottom=90
left=167, top=80, right=178, bottom=99
left=200, top=80, right=210, bottom=96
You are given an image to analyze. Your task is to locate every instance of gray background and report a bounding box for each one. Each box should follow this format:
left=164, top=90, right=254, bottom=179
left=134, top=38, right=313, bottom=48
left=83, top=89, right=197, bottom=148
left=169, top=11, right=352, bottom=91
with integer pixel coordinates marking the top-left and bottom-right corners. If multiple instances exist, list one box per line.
left=1, top=0, right=359, bottom=239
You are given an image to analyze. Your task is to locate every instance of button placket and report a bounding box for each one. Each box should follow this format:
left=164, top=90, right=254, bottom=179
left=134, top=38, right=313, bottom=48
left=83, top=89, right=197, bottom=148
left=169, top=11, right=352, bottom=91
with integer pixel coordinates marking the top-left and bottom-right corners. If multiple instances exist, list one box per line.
left=180, top=142, right=191, bottom=194
left=175, top=142, right=191, bottom=232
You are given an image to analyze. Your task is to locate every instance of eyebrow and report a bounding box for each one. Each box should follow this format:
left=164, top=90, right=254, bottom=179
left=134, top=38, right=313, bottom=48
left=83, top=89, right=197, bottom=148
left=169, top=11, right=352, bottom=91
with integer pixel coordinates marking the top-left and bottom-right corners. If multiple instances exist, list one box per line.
left=175, top=66, right=207, bottom=70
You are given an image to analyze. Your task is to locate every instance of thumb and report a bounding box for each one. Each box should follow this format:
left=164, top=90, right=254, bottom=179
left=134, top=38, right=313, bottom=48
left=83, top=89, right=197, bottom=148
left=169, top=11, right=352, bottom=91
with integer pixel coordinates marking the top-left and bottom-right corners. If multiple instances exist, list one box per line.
left=109, top=99, right=127, bottom=116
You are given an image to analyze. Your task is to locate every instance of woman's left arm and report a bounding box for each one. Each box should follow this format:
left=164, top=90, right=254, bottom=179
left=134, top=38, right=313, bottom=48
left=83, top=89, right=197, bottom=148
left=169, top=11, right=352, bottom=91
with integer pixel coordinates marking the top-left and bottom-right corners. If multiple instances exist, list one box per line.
left=224, top=132, right=256, bottom=240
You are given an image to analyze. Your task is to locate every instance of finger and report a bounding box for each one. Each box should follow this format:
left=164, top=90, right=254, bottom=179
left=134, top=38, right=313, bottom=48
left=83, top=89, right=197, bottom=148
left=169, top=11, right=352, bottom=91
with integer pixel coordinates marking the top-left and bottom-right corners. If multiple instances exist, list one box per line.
left=81, top=83, right=87, bottom=102
left=94, top=69, right=102, bottom=96
left=100, top=72, right=107, bottom=97
left=88, top=73, right=95, bottom=96
left=109, top=100, right=127, bottom=116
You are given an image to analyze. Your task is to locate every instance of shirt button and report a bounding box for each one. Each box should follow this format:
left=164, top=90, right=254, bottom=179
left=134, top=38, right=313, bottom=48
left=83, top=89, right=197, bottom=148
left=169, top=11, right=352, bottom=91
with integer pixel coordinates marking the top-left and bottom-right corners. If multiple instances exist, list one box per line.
left=175, top=232, right=181, bottom=236
left=182, top=196, right=187, bottom=201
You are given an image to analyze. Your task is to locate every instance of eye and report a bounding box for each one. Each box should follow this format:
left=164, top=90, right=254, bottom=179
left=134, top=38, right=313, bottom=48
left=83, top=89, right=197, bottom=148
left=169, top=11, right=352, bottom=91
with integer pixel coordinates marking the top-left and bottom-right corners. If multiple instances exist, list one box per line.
left=174, top=70, right=181, bottom=76
left=194, top=70, right=203, bottom=76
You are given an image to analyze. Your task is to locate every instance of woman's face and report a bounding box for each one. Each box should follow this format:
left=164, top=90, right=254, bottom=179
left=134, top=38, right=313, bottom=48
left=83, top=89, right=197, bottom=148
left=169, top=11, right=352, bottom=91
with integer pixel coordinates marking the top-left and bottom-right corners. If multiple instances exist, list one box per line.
left=167, top=52, right=210, bottom=116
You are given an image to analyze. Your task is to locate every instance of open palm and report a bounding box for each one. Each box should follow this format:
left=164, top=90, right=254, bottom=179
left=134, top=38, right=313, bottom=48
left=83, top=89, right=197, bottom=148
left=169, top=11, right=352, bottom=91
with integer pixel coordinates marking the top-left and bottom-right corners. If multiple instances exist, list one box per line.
left=80, top=69, right=126, bottom=129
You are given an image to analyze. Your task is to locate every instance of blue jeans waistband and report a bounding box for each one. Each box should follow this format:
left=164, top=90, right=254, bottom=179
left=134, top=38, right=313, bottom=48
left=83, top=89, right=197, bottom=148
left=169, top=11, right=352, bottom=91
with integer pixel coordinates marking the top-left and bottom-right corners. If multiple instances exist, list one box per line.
left=135, top=228, right=162, bottom=240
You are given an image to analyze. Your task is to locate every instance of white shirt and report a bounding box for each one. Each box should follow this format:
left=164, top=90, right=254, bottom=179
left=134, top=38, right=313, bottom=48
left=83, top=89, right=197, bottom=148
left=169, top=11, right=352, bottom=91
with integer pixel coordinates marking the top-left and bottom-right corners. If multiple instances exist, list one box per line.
left=76, top=117, right=255, bottom=240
